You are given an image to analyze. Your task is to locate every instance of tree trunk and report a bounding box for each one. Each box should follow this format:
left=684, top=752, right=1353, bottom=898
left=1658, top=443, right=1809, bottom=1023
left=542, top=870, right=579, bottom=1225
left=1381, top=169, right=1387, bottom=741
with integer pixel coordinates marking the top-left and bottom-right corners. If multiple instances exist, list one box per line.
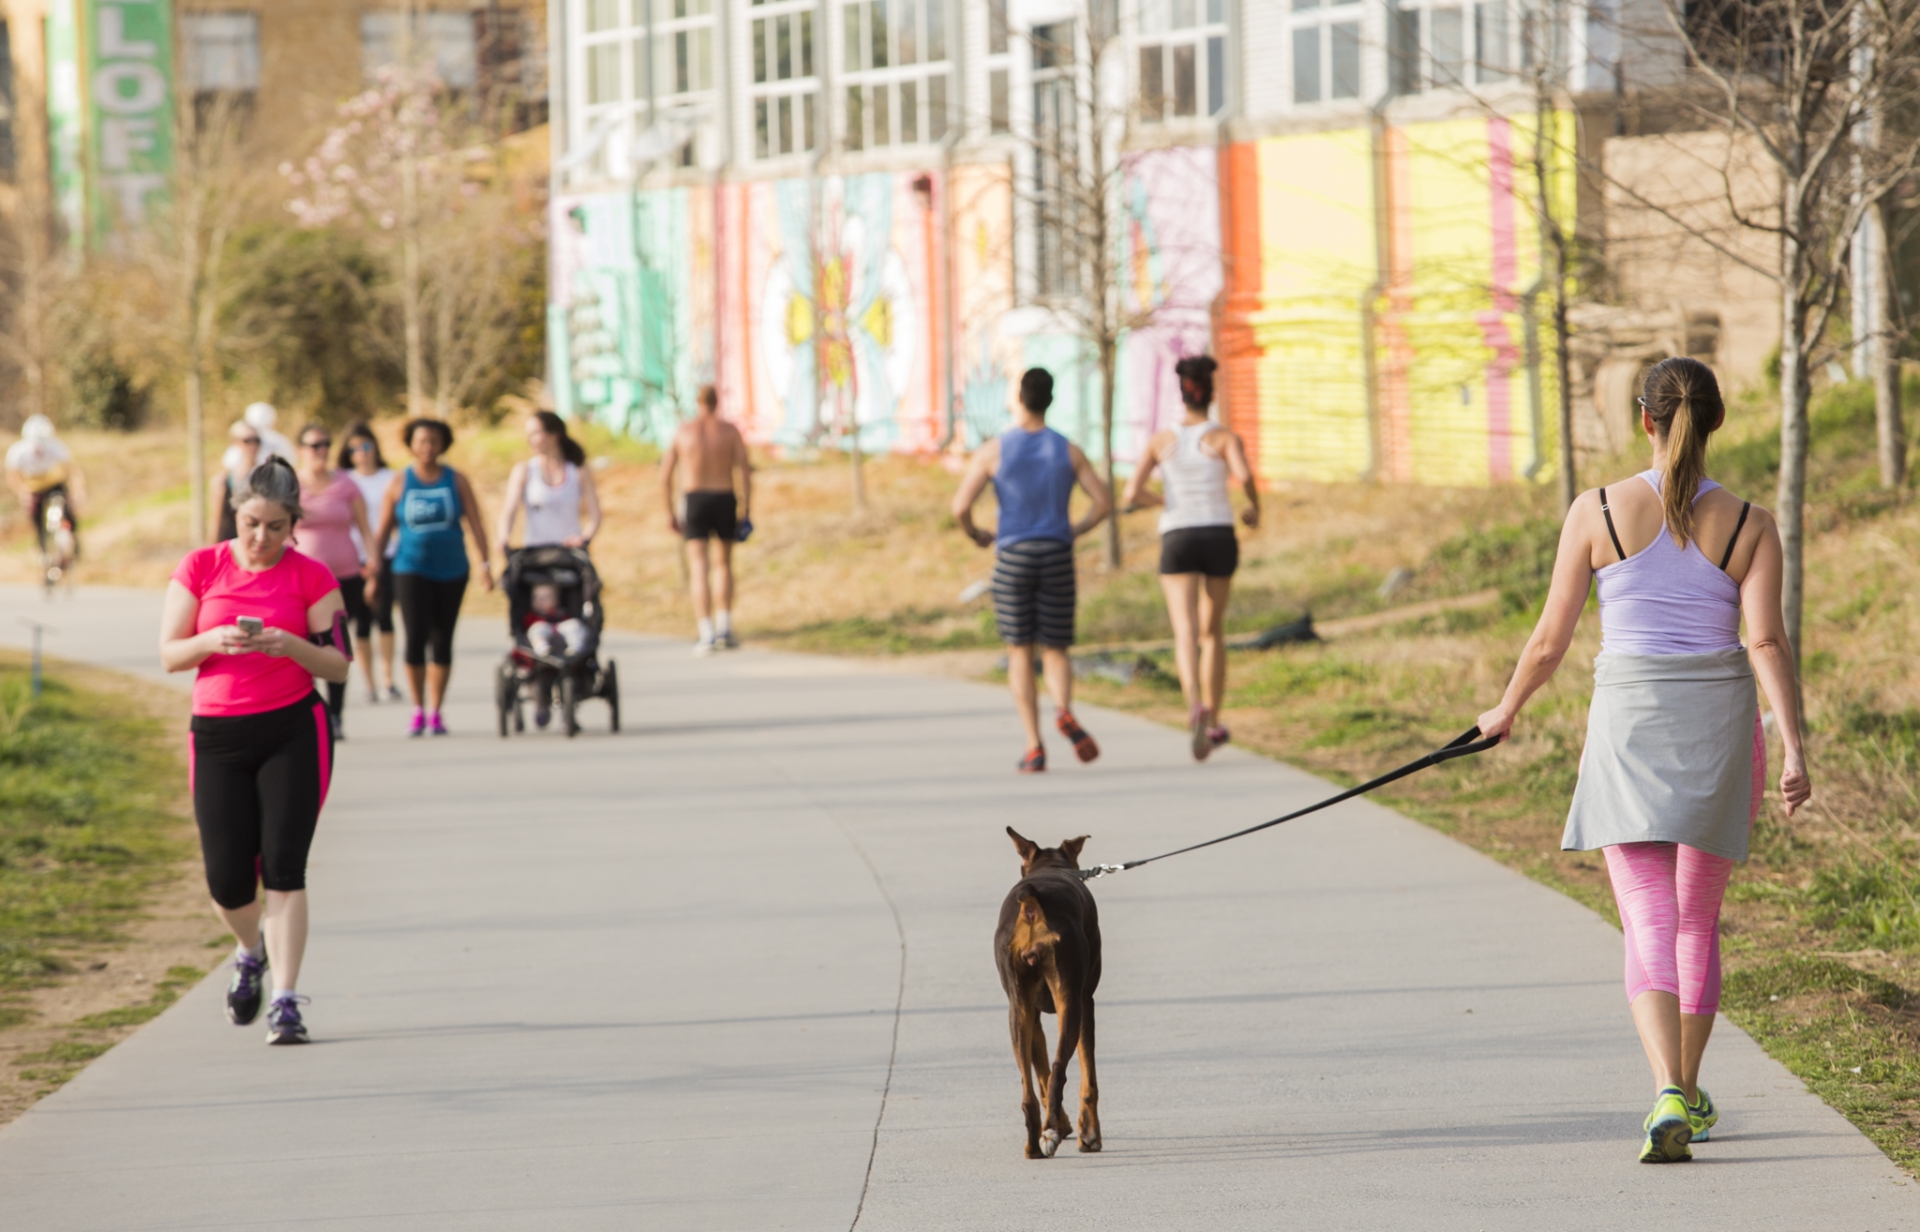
left=186, top=359, right=207, bottom=546
left=402, top=155, right=424, bottom=415
left=1775, top=259, right=1809, bottom=667
left=1554, top=276, right=1576, bottom=509
left=434, top=278, right=453, bottom=417
left=1099, top=338, right=1120, bottom=569
left=1870, top=200, right=1906, bottom=491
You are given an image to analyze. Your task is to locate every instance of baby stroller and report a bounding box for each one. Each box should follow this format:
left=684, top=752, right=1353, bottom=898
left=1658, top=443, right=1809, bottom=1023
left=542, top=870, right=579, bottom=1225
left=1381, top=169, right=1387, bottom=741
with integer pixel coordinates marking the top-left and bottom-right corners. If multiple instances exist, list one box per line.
left=495, top=545, right=621, bottom=738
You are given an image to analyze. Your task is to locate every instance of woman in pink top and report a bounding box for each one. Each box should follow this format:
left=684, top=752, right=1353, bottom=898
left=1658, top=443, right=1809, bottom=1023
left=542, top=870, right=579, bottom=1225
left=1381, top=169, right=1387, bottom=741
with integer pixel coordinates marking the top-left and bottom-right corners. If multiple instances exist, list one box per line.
left=1476, top=357, right=1811, bottom=1163
left=291, top=423, right=372, bottom=738
left=161, top=457, right=350, bottom=1047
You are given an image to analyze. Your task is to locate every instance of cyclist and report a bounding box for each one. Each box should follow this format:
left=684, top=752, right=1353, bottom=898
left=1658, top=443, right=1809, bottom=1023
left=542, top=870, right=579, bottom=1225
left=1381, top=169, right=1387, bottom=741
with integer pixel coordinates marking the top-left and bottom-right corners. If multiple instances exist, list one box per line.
left=6, top=415, right=85, bottom=560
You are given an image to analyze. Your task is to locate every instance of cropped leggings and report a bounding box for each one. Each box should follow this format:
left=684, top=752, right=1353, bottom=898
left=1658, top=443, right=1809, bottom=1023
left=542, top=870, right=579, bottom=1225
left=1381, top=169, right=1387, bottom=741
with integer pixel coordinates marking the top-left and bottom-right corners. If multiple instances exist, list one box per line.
left=190, top=694, right=333, bottom=911
left=1602, top=715, right=1766, bottom=1016
left=394, top=572, right=468, bottom=667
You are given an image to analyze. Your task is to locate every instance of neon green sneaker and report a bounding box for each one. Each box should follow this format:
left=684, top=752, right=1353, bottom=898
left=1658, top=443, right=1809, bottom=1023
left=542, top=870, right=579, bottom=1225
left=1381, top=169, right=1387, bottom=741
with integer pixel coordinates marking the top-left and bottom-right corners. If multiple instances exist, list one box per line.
left=1640, top=1087, right=1693, bottom=1163
left=1686, top=1088, right=1717, bottom=1142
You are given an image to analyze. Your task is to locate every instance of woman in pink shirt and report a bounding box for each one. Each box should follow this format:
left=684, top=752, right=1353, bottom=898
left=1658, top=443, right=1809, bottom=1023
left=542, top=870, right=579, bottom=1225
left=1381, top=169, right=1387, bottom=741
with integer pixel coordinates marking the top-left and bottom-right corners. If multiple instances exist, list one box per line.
left=291, top=423, right=372, bottom=738
left=161, top=457, right=350, bottom=1046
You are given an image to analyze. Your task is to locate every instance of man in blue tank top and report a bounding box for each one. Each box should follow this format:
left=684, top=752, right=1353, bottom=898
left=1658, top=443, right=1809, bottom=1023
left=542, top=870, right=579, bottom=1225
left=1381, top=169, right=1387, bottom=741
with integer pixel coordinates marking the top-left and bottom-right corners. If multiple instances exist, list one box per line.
left=952, top=369, right=1113, bottom=773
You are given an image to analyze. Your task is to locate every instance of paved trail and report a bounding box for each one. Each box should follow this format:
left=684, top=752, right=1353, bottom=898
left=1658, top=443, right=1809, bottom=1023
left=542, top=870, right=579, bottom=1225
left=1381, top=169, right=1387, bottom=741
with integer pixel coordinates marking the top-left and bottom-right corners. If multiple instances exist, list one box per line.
left=0, top=586, right=1914, bottom=1230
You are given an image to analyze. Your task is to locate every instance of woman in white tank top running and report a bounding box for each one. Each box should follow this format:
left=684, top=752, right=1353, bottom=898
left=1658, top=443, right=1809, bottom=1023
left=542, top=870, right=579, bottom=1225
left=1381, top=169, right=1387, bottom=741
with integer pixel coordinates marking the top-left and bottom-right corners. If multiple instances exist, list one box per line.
left=497, top=412, right=603, bottom=553
left=1121, top=356, right=1259, bottom=761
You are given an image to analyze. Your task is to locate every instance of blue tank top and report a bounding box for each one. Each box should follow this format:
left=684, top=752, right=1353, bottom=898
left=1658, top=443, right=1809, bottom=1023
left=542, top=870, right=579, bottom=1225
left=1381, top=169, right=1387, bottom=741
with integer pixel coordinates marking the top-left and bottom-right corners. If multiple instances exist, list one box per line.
left=393, top=466, right=469, bottom=580
left=993, top=426, right=1076, bottom=547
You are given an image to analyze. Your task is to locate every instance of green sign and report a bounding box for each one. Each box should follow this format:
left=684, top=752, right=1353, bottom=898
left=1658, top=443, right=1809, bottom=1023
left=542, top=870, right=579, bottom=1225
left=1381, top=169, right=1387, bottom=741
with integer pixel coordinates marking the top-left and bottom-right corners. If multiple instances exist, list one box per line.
left=85, top=0, right=175, bottom=234
left=45, top=0, right=84, bottom=239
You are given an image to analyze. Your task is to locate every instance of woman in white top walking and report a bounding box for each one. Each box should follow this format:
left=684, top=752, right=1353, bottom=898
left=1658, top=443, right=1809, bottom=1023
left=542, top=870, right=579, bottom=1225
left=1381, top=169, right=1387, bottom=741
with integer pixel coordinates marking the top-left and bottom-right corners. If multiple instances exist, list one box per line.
left=338, top=422, right=402, bottom=703
left=1122, top=356, right=1259, bottom=761
left=498, top=412, right=602, bottom=552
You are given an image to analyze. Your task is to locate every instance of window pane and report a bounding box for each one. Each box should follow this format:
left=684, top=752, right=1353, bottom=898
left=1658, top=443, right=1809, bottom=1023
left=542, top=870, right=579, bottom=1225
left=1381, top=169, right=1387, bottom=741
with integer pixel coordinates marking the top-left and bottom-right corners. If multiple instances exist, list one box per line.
left=1476, top=1, right=1511, bottom=81
left=845, top=2, right=862, bottom=71
left=778, top=94, right=793, bottom=152
left=589, top=41, right=622, bottom=102
left=1033, top=22, right=1071, bottom=67
left=1330, top=23, right=1359, bottom=97
left=675, top=30, right=690, bottom=92
left=1206, top=0, right=1222, bottom=20
left=873, top=81, right=891, bottom=145
left=588, top=0, right=622, bottom=32
left=928, top=72, right=948, bottom=139
left=989, top=67, right=1009, bottom=132
left=1292, top=26, right=1319, bottom=104
left=185, top=13, right=261, bottom=91
left=989, top=0, right=1008, bottom=53
left=899, top=0, right=917, bottom=64
left=1172, top=42, right=1195, bottom=115
left=800, top=11, right=814, bottom=75
left=900, top=79, right=917, bottom=141
left=1140, top=45, right=1163, bottom=120
left=1207, top=35, right=1224, bottom=113
left=755, top=97, right=771, bottom=156
left=1170, top=0, right=1193, bottom=29
left=695, top=27, right=712, bottom=89
left=777, top=14, right=792, bottom=78
left=871, top=0, right=888, bottom=67
left=1290, top=0, right=1319, bottom=10
left=1142, top=0, right=1168, bottom=33
left=804, top=93, right=816, bottom=149
left=1431, top=7, right=1463, bottom=86
left=927, top=0, right=946, bottom=60
left=754, top=18, right=768, bottom=82
left=1388, top=4, right=1420, bottom=95
left=847, top=85, right=864, bottom=150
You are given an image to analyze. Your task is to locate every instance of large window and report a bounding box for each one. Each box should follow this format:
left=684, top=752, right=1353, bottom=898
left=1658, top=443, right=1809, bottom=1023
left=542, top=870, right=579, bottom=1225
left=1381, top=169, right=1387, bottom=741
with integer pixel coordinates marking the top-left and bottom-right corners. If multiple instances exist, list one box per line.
left=842, top=0, right=952, bottom=150
left=1137, top=0, right=1225, bottom=122
left=1290, top=0, right=1359, bottom=105
left=183, top=12, right=261, bottom=93
left=574, top=0, right=716, bottom=172
left=985, top=0, right=1011, bottom=134
left=1390, top=0, right=1517, bottom=95
left=1032, top=22, right=1077, bottom=297
left=749, top=0, right=818, bottom=158
left=362, top=10, right=480, bottom=88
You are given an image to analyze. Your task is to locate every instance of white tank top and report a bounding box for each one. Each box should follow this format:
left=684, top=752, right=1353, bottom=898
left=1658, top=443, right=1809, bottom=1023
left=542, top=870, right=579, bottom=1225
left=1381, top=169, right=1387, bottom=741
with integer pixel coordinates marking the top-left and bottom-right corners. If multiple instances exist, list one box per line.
left=523, top=461, right=583, bottom=545
left=1158, top=421, right=1234, bottom=533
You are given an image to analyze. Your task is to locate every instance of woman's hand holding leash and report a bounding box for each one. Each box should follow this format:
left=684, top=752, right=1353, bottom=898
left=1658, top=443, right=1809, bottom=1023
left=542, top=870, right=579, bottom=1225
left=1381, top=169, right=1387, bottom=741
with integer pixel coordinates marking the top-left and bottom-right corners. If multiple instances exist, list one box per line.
left=1474, top=704, right=1515, bottom=743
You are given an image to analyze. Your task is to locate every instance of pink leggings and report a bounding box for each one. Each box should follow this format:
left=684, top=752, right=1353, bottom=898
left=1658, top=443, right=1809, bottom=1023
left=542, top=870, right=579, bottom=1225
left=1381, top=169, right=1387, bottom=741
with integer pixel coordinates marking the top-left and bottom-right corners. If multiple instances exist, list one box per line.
left=1600, top=715, right=1765, bottom=1016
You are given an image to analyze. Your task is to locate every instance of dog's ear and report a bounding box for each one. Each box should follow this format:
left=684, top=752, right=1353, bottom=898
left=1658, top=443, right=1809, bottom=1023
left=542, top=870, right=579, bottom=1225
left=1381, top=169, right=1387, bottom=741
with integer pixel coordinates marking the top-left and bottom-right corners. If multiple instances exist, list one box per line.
left=1059, top=835, right=1089, bottom=864
left=1007, top=827, right=1038, bottom=862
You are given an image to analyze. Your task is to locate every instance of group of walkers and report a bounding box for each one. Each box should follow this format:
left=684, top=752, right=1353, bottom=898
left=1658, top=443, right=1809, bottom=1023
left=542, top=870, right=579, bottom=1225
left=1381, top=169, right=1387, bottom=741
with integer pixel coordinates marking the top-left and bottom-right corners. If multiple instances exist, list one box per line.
left=145, top=352, right=1810, bottom=1166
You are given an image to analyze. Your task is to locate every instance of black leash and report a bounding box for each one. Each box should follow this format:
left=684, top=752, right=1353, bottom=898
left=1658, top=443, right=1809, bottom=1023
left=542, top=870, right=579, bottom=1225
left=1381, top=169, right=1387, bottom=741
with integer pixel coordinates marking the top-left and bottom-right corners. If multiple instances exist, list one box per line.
left=1076, top=726, right=1503, bottom=881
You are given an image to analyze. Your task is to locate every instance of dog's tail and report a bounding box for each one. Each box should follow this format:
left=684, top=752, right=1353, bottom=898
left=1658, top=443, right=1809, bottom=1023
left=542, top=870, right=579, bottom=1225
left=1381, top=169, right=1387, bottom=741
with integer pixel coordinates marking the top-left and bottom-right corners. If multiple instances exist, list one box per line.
left=1011, top=896, right=1059, bottom=969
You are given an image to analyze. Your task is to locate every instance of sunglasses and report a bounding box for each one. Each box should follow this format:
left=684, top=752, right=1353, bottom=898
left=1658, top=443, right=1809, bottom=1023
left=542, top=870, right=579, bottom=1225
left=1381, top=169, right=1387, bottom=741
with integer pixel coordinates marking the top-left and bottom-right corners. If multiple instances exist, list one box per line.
left=349, top=440, right=376, bottom=452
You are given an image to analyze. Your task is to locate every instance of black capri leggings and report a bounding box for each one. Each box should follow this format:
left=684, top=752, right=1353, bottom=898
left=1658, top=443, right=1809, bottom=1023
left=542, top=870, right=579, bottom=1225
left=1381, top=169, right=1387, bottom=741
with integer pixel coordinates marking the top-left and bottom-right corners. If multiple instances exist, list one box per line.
left=190, top=694, right=333, bottom=911
left=342, top=563, right=395, bottom=638
left=394, top=572, right=469, bottom=667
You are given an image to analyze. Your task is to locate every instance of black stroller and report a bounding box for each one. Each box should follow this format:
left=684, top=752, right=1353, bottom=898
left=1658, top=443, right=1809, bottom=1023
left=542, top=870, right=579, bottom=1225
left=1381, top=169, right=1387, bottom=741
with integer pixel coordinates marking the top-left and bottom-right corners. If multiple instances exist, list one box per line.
left=495, top=546, right=620, bottom=738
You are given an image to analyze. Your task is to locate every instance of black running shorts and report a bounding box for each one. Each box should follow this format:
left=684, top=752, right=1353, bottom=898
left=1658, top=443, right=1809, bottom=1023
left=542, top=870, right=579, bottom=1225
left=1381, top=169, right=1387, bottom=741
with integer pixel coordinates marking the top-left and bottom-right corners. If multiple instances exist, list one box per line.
left=1159, top=526, right=1239, bottom=577
left=992, top=539, right=1077, bottom=647
left=683, top=491, right=738, bottom=541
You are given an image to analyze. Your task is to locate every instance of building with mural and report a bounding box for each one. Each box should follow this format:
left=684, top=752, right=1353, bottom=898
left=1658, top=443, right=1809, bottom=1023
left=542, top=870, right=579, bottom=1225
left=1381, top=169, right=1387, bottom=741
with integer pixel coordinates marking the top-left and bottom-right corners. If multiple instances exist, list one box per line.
left=546, top=0, right=1765, bottom=486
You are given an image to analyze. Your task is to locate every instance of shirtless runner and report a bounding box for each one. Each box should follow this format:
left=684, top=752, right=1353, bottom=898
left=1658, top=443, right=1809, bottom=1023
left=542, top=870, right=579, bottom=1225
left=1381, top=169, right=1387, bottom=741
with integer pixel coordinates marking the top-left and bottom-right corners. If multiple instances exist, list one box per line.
left=662, top=385, right=753, bottom=654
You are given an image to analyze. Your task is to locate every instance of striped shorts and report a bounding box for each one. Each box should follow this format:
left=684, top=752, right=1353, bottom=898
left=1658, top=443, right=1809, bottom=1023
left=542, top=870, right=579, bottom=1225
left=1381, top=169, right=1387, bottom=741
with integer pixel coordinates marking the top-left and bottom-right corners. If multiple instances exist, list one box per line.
left=992, top=539, right=1077, bottom=648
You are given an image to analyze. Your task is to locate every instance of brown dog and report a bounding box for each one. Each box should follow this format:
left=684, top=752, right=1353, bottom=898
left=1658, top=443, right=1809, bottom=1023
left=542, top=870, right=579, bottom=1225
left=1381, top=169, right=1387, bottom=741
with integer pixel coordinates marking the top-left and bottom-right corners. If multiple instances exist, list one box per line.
left=994, top=827, right=1102, bottom=1159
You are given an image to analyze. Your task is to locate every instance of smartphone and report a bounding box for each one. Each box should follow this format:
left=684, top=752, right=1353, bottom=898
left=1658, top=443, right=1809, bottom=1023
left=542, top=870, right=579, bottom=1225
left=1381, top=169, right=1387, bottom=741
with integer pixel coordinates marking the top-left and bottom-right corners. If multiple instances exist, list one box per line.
left=236, top=616, right=265, bottom=637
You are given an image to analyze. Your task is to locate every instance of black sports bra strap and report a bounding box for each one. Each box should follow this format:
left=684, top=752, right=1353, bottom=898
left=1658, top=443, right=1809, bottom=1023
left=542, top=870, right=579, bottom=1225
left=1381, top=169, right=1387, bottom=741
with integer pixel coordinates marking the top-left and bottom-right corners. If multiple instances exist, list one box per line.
left=1719, top=501, right=1752, bottom=572
left=1598, top=487, right=1626, bottom=562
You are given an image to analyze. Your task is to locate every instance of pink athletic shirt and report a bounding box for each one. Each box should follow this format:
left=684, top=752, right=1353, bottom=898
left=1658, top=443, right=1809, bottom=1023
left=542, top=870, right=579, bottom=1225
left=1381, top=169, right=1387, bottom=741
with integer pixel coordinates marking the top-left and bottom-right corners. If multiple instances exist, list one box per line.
left=172, top=544, right=340, bottom=716
left=292, top=472, right=363, bottom=578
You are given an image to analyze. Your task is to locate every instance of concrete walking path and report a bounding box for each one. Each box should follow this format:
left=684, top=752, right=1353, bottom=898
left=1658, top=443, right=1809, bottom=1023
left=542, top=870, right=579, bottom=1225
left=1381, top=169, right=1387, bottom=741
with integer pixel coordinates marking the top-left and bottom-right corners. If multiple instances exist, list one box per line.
left=0, top=584, right=1914, bottom=1230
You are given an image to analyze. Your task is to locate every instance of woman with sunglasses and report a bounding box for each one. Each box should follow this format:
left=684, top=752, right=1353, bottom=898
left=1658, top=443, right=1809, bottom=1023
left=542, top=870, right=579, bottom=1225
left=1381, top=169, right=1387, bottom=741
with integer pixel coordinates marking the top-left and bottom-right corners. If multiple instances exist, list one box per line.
left=338, top=422, right=401, bottom=704
left=212, top=421, right=262, bottom=543
left=291, top=424, right=373, bottom=738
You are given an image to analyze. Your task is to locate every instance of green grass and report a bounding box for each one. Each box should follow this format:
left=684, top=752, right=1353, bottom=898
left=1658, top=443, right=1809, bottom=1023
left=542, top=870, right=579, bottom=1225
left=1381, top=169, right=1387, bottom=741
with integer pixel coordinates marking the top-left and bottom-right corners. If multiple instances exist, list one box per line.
left=0, top=664, right=189, bottom=1029
left=769, top=608, right=1000, bottom=655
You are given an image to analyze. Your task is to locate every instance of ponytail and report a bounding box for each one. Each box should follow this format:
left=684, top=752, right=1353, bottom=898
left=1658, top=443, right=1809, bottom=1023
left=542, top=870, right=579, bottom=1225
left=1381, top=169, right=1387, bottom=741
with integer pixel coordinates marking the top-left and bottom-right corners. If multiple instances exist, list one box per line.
left=535, top=410, right=586, bottom=467
left=1640, top=356, right=1723, bottom=547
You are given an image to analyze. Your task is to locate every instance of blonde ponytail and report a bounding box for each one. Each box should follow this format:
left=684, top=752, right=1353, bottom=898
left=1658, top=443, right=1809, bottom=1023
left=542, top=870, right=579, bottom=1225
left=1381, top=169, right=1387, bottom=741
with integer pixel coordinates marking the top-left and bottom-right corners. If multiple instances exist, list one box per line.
left=1641, top=357, right=1723, bottom=547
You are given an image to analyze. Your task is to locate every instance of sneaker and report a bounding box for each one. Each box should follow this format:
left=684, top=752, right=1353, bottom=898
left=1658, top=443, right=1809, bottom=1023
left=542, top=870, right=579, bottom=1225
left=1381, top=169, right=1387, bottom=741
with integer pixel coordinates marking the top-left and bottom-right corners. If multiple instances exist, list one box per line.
left=407, top=708, right=426, bottom=737
left=387, top=686, right=404, bottom=702
left=329, top=712, right=344, bottom=741
left=265, top=995, right=310, bottom=1045
left=428, top=712, right=449, bottom=736
left=1208, top=723, right=1231, bottom=748
left=1687, top=1088, right=1718, bottom=1142
left=1056, top=712, right=1100, bottom=764
left=366, top=687, right=381, bottom=705
left=1018, top=747, right=1047, bottom=774
left=1189, top=704, right=1213, bottom=762
left=718, top=631, right=740, bottom=650
left=1640, top=1087, right=1693, bottom=1163
left=226, top=952, right=267, bottom=1026
left=693, top=637, right=717, bottom=657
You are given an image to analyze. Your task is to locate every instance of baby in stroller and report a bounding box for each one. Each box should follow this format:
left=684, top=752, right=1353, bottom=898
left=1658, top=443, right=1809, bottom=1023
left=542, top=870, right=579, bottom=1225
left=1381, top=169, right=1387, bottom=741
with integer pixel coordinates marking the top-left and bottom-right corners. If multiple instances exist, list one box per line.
left=525, top=582, right=589, bottom=661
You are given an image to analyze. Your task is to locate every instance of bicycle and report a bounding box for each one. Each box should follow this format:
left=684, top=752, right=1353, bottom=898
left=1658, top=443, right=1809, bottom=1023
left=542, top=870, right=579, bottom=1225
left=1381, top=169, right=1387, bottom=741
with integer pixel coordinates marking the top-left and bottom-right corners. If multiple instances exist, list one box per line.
left=39, top=489, right=75, bottom=595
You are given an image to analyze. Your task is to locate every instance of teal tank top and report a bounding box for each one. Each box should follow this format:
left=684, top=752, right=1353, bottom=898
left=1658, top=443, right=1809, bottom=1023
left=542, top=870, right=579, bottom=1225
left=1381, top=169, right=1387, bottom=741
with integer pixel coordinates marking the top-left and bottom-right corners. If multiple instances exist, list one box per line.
left=393, top=466, right=469, bottom=580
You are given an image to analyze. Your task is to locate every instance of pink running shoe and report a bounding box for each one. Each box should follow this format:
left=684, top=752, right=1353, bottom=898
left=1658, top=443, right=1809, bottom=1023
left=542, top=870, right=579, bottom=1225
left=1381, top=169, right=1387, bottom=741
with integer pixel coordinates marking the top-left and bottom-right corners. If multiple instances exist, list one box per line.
left=428, top=712, right=449, bottom=736
left=407, top=708, right=427, bottom=737
left=1208, top=723, right=1231, bottom=748
left=1189, top=704, right=1213, bottom=762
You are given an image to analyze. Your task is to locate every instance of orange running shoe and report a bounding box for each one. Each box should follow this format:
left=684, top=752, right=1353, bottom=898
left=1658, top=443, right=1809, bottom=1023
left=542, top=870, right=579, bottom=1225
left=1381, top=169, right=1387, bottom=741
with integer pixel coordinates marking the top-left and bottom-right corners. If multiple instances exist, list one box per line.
left=1056, top=711, right=1100, bottom=763
left=1018, top=746, right=1047, bottom=774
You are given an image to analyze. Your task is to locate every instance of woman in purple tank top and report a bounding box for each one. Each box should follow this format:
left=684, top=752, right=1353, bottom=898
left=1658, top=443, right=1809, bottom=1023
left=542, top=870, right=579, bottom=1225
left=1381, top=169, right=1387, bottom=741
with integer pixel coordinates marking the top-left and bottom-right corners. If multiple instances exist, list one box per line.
left=1475, top=357, right=1811, bottom=1164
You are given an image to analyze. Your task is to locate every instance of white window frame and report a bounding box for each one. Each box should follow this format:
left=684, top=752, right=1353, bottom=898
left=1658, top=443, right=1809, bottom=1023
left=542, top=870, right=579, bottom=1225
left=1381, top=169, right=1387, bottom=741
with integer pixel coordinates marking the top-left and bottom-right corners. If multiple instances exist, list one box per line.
left=1134, top=0, right=1227, bottom=123
left=182, top=11, right=261, bottom=93
left=1287, top=0, right=1361, bottom=106
left=1388, top=0, right=1520, bottom=97
left=840, top=0, right=955, bottom=151
left=362, top=10, right=481, bottom=89
left=745, top=0, right=820, bottom=160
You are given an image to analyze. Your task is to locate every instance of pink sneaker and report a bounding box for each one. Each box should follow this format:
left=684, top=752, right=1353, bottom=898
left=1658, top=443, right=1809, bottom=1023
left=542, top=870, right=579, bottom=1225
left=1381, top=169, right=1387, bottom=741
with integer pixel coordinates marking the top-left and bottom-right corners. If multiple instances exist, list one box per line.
left=407, top=709, right=426, bottom=737
left=428, top=712, right=449, bottom=736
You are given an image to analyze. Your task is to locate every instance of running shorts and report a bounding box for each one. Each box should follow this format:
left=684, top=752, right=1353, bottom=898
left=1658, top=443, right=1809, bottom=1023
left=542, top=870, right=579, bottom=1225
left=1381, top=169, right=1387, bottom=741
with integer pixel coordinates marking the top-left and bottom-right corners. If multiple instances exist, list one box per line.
left=1159, top=526, right=1238, bottom=577
left=190, top=693, right=333, bottom=910
left=992, top=539, right=1076, bottom=647
left=683, top=491, right=738, bottom=541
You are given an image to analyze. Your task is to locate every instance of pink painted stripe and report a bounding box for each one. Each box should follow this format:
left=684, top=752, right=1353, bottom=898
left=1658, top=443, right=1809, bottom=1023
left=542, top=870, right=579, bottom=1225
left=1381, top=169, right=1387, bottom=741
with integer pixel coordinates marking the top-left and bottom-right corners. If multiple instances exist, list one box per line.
left=312, top=702, right=333, bottom=811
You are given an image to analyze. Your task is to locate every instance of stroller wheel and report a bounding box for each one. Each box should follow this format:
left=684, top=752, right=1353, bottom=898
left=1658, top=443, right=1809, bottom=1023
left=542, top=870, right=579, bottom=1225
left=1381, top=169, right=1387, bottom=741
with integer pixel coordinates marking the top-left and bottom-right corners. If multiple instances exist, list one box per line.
left=560, top=673, right=581, bottom=738
left=604, top=660, right=620, bottom=733
left=494, top=662, right=514, bottom=738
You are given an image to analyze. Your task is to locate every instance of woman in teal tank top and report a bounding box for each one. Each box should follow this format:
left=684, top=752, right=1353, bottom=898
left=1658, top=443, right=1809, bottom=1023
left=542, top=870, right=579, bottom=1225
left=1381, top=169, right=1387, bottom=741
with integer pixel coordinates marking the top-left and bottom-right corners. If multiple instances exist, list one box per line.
left=368, top=419, right=493, bottom=736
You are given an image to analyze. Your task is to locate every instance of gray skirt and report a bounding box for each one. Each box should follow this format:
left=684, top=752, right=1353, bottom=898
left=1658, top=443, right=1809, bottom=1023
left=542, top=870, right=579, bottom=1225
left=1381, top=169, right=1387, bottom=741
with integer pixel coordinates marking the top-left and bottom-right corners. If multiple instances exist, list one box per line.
left=1562, top=648, right=1758, bottom=861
